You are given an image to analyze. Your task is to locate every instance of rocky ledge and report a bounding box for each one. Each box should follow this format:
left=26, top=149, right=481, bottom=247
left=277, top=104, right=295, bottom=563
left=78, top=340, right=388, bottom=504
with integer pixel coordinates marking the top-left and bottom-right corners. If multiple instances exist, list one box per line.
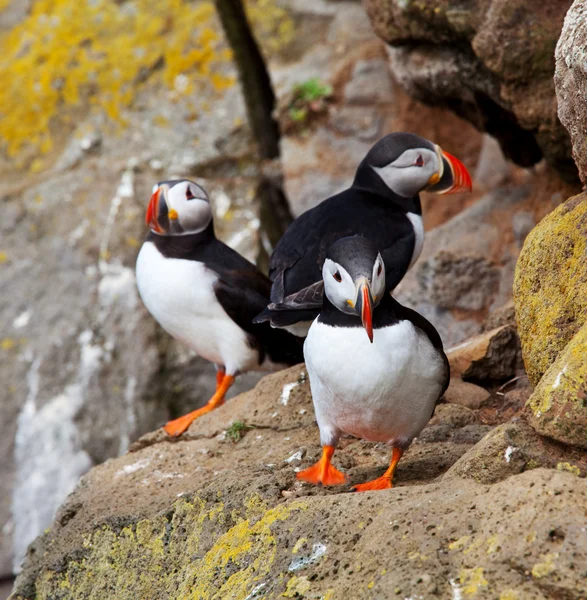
left=11, top=361, right=587, bottom=600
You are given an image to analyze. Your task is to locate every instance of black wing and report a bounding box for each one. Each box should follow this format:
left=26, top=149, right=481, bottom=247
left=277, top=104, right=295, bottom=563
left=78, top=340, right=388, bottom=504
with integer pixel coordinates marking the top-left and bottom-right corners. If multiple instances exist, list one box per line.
left=260, top=188, right=417, bottom=325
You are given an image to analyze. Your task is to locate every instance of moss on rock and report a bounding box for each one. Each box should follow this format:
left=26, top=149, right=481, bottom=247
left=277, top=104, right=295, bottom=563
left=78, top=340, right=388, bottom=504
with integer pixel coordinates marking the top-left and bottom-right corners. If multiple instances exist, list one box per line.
left=513, top=193, right=587, bottom=385
left=526, top=322, right=587, bottom=448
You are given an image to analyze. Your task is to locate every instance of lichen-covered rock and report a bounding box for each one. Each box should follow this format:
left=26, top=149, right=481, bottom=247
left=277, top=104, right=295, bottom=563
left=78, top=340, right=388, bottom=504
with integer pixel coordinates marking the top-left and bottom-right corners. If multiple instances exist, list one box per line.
left=364, top=0, right=577, bottom=177
left=513, top=193, right=587, bottom=385
left=527, top=322, right=587, bottom=448
left=555, top=0, right=587, bottom=185
left=10, top=367, right=587, bottom=599
left=444, top=420, right=587, bottom=483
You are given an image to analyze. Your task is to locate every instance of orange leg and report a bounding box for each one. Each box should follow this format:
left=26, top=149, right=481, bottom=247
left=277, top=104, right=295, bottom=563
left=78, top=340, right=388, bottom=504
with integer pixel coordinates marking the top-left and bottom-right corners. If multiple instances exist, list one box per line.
left=164, top=374, right=235, bottom=437
left=296, top=446, right=346, bottom=486
left=352, top=447, right=404, bottom=492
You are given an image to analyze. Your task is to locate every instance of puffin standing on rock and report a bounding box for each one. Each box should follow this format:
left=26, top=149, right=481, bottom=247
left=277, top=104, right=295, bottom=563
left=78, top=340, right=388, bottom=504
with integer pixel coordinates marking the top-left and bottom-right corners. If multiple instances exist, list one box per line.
left=136, top=179, right=304, bottom=437
left=297, top=237, right=449, bottom=491
left=255, top=132, right=472, bottom=336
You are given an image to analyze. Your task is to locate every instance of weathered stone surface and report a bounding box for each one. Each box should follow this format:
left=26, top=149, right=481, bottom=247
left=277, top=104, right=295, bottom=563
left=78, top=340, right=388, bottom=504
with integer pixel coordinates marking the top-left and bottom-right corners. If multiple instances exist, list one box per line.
left=10, top=366, right=587, bottom=600
left=527, top=322, right=587, bottom=448
left=271, top=0, right=485, bottom=219
left=364, top=0, right=577, bottom=177
left=555, top=0, right=587, bottom=185
left=446, top=326, right=522, bottom=383
left=395, top=164, right=580, bottom=347
left=513, top=193, right=587, bottom=386
left=0, top=44, right=264, bottom=578
left=443, top=379, right=491, bottom=410
left=445, top=420, right=587, bottom=484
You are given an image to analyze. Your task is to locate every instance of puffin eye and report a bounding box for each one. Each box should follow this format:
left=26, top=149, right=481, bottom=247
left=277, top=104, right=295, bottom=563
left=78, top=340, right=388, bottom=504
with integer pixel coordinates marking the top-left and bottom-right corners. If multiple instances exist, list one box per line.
left=414, top=155, right=424, bottom=167
left=333, top=271, right=342, bottom=282
left=186, top=186, right=195, bottom=200
left=377, top=263, right=382, bottom=276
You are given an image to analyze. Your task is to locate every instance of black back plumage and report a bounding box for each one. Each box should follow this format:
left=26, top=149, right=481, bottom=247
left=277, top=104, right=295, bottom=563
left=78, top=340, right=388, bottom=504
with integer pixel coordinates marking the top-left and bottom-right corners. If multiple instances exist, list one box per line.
left=255, top=184, right=419, bottom=327
left=148, top=228, right=304, bottom=366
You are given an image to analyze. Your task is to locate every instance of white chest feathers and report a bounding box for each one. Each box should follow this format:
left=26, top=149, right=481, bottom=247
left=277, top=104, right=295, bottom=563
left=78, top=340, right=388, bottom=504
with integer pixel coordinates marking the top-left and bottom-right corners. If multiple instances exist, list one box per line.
left=136, top=241, right=259, bottom=374
left=304, top=319, right=446, bottom=445
left=406, top=212, right=424, bottom=270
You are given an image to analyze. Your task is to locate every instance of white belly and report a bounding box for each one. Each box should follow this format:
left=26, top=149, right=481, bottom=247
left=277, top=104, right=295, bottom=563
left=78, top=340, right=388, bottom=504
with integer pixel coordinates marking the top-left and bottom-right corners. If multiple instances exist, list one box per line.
left=304, top=319, right=446, bottom=445
left=406, top=212, right=424, bottom=270
left=136, top=242, right=259, bottom=374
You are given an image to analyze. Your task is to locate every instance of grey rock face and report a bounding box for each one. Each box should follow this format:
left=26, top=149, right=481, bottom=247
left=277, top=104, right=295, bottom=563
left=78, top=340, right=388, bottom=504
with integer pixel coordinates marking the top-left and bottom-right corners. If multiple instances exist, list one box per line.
left=364, top=0, right=577, bottom=178
left=555, top=0, right=587, bottom=185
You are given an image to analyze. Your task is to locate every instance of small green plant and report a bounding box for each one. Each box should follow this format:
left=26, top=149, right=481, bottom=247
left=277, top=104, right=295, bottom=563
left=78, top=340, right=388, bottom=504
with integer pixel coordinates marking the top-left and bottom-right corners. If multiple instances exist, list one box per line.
left=293, top=78, right=332, bottom=103
left=225, top=421, right=254, bottom=443
left=284, top=78, right=333, bottom=129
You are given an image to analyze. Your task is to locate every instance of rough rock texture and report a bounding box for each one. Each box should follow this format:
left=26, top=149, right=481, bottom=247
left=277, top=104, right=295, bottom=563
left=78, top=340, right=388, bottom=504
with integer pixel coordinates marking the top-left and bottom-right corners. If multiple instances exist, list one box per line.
left=271, top=0, right=485, bottom=219
left=0, top=19, right=265, bottom=578
left=527, top=322, right=587, bottom=449
left=513, top=193, right=587, bottom=386
left=394, top=162, right=581, bottom=347
left=555, top=0, right=587, bottom=185
left=445, top=420, right=587, bottom=483
left=443, top=379, right=490, bottom=410
left=10, top=366, right=587, bottom=600
left=364, top=0, right=578, bottom=179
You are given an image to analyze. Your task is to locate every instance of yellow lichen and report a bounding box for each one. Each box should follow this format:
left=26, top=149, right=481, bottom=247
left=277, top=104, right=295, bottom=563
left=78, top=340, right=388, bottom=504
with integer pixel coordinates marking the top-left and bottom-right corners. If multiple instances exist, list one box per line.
left=513, top=194, right=587, bottom=385
left=486, top=534, right=500, bottom=554
left=531, top=553, right=558, bottom=578
left=283, top=575, right=311, bottom=597
left=499, top=590, right=520, bottom=600
left=0, top=251, right=8, bottom=264
left=34, top=495, right=307, bottom=600
left=0, top=0, right=235, bottom=159
left=526, top=321, right=587, bottom=446
left=292, top=537, right=308, bottom=554
left=448, top=535, right=471, bottom=551
left=1, top=338, right=15, bottom=351
left=458, top=567, right=488, bottom=595
left=557, top=462, right=581, bottom=476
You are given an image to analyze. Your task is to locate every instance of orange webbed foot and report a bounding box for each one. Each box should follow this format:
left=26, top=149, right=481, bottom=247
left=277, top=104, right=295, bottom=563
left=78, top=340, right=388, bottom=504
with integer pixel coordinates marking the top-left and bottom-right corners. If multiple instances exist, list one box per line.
left=163, top=374, right=234, bottom=437
left=296, top=462, right=346, bottom=486
left=296, top=446, right=346, bottom=486
left=163, top=405, right=211, bottom=437
left=352, top=476, right=393, bottom=492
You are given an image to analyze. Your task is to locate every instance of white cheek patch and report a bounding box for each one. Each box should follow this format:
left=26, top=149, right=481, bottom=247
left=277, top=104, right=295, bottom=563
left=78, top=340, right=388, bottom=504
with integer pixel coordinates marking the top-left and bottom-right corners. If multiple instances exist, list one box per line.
left=323, top=260, right=355, bottom=312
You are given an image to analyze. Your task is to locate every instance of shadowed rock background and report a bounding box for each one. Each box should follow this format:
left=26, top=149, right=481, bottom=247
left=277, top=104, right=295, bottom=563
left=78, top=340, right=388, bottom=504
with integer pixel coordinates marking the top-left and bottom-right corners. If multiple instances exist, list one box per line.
left=1, top=0, right=587, bottom=598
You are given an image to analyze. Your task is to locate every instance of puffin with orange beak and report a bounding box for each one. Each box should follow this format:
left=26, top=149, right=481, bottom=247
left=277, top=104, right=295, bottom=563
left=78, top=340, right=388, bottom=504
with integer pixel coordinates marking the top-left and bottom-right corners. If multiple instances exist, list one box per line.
left=136, top=179, right=304, bottom=437
left=297, top=237, right=449, bottom=491
left=255, top=132, right=472, bottom=336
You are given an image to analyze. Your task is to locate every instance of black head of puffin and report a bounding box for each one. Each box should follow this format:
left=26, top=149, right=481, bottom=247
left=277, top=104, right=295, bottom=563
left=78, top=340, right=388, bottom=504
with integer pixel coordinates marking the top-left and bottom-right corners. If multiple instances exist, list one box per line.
left=322, top=237, right=386, bottom=343
left=356, top=132, right=472, bottom=198
left=146, top=179, right=212, bottom=235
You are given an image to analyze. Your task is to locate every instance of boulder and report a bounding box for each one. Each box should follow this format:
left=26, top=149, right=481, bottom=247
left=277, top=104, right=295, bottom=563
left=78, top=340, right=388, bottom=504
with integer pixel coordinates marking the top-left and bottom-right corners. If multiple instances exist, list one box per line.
left=10, top=366, right=587, bottom=600
left=364, top=0, right=577, bottom=178
left=443, top=379, right=490, bottom=410
left=527, top=322, right=587, bottom=448
left=271, top=0, right=485, bottom=219
left=513, top=193, right=587, bottom=385
left=446, top=325, right=522, bottom=383
left=555, top=0, right=587, bottom=185
left=444, top=420, right=587, bottom=484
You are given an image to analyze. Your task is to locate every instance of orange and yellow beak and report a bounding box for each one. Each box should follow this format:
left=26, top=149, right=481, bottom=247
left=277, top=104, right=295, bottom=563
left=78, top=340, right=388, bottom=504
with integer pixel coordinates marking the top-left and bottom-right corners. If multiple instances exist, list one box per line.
left=146, top=186, right=164, bottom=233
left=146, top=184, right=175, bottom=233
left=428, top=147, right=472, bottom=194
left=358, top=282, right=374, bottom=343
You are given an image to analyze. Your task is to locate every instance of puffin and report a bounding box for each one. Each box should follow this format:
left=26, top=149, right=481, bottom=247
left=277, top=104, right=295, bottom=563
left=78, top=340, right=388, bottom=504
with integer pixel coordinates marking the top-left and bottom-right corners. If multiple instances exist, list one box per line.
left=296, top=236, right=449, bottom=491
left=255, top=132, right=471, bottom=336
left=136, top=179, right=304, bottom=437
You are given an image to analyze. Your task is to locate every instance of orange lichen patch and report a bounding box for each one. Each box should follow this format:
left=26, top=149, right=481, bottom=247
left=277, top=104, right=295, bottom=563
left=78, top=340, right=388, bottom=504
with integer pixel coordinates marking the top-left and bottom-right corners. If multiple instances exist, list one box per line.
left=0, top=0, right=233, bottom=158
